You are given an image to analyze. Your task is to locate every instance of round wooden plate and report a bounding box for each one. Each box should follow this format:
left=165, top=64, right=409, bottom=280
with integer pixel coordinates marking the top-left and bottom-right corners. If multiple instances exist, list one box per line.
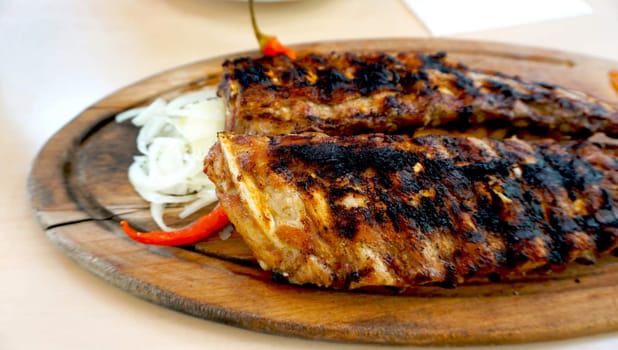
left=28, top=38, right=618, bottom=346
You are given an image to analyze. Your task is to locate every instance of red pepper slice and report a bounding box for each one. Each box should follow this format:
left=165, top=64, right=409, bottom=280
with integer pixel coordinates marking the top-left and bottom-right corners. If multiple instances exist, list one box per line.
left=259, top=35, right=294, bottom=60
left=249, top=0, right=295, bottom=60
left=120, top=205, right=230, bottom=246
left=262, top=36, right=297, bottom=60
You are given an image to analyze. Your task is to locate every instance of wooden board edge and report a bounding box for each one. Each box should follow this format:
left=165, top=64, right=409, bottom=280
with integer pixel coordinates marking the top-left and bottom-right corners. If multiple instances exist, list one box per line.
left=27, top=38, right=618, bottom=346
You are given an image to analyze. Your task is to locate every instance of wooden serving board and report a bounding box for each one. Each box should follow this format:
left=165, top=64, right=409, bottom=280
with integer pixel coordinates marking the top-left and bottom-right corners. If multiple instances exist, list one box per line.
left=28, top=38, right=618, bottom=346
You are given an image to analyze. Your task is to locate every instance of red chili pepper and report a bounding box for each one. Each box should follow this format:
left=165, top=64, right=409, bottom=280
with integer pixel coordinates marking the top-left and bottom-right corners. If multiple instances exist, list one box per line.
left=262, top=36, right=297, bottom=60
left=249, top=0, right=295, bottom=60
left=120, top=205, right=230, bottom=246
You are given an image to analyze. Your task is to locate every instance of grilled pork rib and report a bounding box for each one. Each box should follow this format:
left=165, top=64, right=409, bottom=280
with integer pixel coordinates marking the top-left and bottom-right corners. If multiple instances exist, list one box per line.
left=205, top=133, right=617, bottom=289
left=219, top=51, right=618, bottom=139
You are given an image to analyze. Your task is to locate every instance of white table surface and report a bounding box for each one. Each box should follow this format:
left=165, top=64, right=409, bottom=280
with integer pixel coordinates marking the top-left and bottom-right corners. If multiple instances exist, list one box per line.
left=2, top=0, right=618, bottom=349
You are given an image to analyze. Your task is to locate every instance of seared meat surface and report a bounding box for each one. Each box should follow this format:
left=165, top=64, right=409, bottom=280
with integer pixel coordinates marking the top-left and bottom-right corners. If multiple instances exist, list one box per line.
left=219, top=51, right=618, bottom=139
left=205, top=133, right=618, bottom=289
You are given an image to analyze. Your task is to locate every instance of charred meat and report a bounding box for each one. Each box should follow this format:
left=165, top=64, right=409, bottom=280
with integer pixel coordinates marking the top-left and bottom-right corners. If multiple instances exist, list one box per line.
left=204, top=132, right=618, bottom=289
left=219, top=51, right=618, bottom=139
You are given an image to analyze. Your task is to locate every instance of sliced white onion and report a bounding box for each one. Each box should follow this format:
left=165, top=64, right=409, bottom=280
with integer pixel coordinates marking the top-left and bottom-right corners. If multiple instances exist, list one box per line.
left=218, top=225, right=234, bottom=241
left=132, top=98, right=167, bottom=126
left=115, top=106, right=147, bottom=123
left=178, top=190, right=218, bottom=219
left=165, top=89, right=219, bottom=117
left=150, top=202, right=174, bottom=232
left=117, top=87, right=225, bottom=231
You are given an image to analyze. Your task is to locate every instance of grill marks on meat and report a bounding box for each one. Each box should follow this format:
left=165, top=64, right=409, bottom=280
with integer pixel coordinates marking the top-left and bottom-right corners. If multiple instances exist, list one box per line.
left=219, top=51, right=618, bottom=139
left=212, top=50, right=618, bottom=289
left=205, top=133, right=618, bottom=289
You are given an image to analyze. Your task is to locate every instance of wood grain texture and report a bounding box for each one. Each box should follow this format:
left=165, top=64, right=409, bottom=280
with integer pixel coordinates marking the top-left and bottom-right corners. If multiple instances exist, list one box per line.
left=28, top=38, right=618, bottom=345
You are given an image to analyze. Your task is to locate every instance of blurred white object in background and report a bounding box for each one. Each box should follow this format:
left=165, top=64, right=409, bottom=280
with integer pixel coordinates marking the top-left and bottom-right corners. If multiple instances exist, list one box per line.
left=403, top=0, right=593, bottom=36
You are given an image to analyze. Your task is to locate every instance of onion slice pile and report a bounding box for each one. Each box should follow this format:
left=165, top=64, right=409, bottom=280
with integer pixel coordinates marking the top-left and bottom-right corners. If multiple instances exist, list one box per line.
left=115, top=88, right=225, bottom=231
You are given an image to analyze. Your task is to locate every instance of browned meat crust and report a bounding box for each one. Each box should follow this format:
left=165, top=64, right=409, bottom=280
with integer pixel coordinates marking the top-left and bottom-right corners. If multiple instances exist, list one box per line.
left=205, top=133, right=618, bottom=289
left=219, top=51, right=618, bottom=139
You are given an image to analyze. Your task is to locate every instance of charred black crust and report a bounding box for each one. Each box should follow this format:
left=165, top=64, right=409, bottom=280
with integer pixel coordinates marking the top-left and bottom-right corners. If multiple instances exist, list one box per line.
left=232, top=67, right=268, bottom=90
left=217, top=50, right=618, bottom=286
left=267, top=134, right=617, bottom=273
left=223, top=51, right=431, bottom=98
left=351, top=57, right=401, bottom=95
left=271, top=271, right=288, bottom=284
left=220, top=51, right=618, bottom=138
